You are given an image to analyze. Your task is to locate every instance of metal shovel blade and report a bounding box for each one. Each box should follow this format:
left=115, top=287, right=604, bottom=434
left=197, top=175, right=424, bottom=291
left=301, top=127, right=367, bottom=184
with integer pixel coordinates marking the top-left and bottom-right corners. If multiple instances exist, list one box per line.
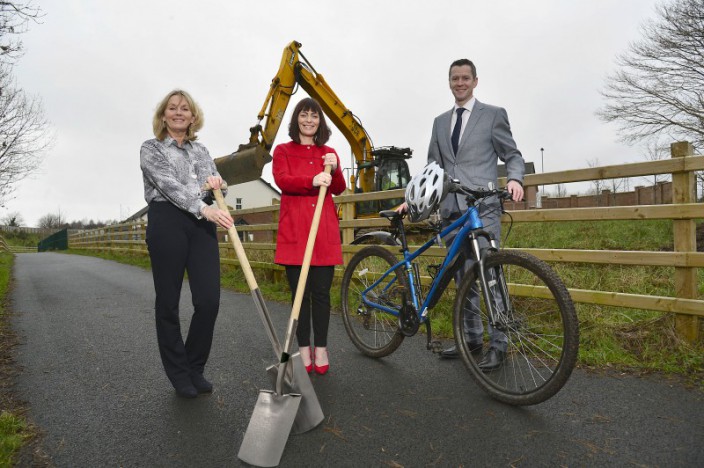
left=237, top=390, right=302, bottom=467
left=214, top=143, right=272, bottom=186
left=266, top=352, right=324, bottom=434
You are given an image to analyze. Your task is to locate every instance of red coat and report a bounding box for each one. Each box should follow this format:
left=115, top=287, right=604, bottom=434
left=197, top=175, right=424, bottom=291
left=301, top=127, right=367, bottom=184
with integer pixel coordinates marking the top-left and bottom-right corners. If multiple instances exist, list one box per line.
left=273, top=141, right=347, bottom=266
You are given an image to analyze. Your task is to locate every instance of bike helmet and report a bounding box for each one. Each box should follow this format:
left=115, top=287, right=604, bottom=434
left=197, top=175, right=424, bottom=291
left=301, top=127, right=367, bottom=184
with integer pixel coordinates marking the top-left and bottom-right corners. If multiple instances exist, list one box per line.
left=405, top=161, right=447, bottom=222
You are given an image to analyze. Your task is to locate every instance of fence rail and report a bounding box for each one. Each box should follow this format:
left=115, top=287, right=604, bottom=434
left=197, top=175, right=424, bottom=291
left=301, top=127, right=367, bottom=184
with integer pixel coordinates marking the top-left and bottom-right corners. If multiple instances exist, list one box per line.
left=68, top=142, right=704, bottom=341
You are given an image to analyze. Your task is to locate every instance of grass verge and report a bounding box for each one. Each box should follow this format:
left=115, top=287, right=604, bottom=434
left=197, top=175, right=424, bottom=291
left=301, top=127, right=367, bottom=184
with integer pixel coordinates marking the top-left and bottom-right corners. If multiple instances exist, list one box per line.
left=0, top=252, right=36, bottom=467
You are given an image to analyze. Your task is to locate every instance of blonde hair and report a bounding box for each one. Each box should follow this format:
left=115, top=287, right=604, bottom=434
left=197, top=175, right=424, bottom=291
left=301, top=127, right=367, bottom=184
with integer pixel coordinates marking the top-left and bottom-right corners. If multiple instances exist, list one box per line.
left=152, top=89, right=204, bottom=142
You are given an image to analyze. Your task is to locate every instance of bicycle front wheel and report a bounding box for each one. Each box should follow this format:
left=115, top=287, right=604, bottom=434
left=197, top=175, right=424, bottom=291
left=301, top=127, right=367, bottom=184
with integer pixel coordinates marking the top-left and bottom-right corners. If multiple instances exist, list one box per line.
left=341, top=246, right=406, bottom=358
left=454, top=250, right=579, bottom=405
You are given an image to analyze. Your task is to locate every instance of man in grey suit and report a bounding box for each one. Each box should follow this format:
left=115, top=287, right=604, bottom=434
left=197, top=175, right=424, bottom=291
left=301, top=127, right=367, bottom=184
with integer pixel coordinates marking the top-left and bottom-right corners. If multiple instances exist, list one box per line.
left=430, top=59, right=525, bottom=369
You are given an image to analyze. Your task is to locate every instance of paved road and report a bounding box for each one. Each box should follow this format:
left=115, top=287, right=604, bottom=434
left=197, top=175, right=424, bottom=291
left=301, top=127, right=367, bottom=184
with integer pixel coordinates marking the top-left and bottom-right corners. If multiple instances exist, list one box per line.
left=9, top=253, right=704, bottom=467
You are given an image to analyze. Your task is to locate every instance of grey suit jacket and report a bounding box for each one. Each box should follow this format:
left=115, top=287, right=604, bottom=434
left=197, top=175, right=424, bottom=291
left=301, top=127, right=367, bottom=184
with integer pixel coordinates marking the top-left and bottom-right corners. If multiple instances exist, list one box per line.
left=428, top=99, right=525, bottom=219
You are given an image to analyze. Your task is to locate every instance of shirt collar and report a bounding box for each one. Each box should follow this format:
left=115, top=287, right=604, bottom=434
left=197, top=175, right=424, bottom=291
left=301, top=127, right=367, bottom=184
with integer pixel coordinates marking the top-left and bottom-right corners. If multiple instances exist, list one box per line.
left=164, top=134, right=192, bottom=149
left=454, top=97, right=476, bottom=114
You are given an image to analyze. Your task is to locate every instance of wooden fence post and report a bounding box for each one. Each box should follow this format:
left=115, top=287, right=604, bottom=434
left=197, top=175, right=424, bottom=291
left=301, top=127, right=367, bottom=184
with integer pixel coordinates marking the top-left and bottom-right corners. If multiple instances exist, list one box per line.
left=670, top=141, right=700, bottom=343
left=341, top=194, right=355, bottom=264
left=272, top=199, right=283, bottom=284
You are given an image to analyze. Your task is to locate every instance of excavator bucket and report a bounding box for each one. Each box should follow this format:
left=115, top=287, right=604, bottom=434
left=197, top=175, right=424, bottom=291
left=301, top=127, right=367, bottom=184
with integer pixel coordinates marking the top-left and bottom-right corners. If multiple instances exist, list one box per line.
left=214, top=143, right=272, bottom=185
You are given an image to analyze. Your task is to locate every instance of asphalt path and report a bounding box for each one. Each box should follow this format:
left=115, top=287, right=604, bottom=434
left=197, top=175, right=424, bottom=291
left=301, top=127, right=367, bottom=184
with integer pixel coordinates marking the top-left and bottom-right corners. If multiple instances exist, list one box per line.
left=9, top=253, right=704, bottom=467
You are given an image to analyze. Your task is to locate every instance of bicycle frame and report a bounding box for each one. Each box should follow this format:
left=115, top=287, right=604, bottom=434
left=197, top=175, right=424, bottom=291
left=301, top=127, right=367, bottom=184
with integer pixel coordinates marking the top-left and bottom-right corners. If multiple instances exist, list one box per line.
left=344, top=186, right=580, bottom=405
left=360, top=199, right=500, bottom=325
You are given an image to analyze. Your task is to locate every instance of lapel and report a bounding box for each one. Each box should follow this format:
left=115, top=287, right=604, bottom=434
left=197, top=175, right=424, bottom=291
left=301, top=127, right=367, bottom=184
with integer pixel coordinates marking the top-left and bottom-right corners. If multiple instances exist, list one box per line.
left=458, top=99, right=484, bottom=153
left=440, top=109, right=454, bottom=162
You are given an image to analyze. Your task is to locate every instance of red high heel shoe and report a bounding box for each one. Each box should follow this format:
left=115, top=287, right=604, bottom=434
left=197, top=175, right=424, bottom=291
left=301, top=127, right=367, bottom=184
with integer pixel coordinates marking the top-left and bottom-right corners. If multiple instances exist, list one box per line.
left=299, top=346, right=313, bottom=374
left=313, top=348, right=329, bottom=375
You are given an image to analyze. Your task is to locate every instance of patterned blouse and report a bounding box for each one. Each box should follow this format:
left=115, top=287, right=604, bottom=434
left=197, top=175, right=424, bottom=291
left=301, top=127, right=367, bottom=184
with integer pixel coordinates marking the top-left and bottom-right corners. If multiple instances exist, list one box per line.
left=140, top=136, right=226, bottom=219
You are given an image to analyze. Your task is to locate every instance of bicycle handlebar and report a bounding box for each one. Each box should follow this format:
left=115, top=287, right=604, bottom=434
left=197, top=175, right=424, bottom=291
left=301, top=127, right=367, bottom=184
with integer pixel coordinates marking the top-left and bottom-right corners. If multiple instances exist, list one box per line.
left=447, top=178, right=511, bottom=202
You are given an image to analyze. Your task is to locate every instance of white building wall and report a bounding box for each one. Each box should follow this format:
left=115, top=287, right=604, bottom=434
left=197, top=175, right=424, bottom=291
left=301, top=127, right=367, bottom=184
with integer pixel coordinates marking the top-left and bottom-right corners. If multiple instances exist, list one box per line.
left=223, top=179, right=280, bottom=210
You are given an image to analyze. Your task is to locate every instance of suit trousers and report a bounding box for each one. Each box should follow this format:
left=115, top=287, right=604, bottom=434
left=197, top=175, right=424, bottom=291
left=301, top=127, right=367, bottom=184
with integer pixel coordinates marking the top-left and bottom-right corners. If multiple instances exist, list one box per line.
left=285, top=265, right=334, bottom=348
left=444, top=202, right=508, bottom=352
left=146, top=201, right=221, bottom=387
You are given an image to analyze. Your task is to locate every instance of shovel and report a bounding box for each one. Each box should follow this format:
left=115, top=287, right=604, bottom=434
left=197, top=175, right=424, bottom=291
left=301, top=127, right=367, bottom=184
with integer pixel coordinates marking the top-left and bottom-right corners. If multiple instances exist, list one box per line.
left=241, top=163, right=333, bottom=466
left=204, top=184, right=323, bottom=466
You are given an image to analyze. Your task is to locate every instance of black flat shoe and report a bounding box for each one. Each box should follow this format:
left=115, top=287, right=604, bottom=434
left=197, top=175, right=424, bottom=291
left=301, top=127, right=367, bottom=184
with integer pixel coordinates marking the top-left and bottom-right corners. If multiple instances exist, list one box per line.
left=175, top=383, right=198, bottom=399
left=478, top=348, right=506, bottom=372
left=191, top=374, right=213, bottom=394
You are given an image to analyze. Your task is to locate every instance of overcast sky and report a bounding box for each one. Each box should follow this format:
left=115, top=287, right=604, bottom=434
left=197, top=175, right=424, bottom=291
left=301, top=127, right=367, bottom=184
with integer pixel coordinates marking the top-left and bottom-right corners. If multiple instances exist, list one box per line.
left=6, top=0, right=664, bottom=227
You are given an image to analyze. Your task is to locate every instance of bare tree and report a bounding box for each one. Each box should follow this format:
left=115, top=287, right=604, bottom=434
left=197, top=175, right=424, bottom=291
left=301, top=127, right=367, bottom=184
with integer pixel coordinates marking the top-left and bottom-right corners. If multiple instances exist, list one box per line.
left=598, top=0, right=704, bottom=150
left=1, top=210, right=22, bottom=226
left=587, top=158, right=604, bottom=196
left=642, top=140, right=672, bottom=186
left=0, top=1, right=42, bottom=65
left=554, top=183, right=568, bottom=198
left=37, top=212, right=63, bottom=229
left=0, top=65, right=52, bottom=206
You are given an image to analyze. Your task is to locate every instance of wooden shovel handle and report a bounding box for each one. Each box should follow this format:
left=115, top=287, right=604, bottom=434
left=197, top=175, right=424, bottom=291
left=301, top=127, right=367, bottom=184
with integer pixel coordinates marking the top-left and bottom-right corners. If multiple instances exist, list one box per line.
left=204, top=184, right=259, bottom=292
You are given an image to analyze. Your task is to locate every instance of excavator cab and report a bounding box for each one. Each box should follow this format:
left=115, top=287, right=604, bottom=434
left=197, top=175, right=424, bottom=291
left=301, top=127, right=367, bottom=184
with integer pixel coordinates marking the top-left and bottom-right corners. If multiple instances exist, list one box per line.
left=355, top=146, right=412, bottom=217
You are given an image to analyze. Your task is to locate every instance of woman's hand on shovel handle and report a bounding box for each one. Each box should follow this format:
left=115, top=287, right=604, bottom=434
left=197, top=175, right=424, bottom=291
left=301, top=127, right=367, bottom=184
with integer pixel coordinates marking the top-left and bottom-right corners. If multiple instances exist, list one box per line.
left=313, top=161, right=334, bottom=188
left=322, top=153, right=337, bottom=171
left=201, top=205, right=233, bottom=230
left=205, top=175, right=225, bottom=191
left=312, top=172, right=331, bottom=187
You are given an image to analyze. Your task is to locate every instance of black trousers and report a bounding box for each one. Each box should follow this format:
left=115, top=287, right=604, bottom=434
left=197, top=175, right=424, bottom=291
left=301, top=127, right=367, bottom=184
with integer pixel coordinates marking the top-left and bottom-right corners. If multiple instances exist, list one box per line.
left=146, top=202, right=220, bottom=387
left=285, top=265, right=334, bottom=348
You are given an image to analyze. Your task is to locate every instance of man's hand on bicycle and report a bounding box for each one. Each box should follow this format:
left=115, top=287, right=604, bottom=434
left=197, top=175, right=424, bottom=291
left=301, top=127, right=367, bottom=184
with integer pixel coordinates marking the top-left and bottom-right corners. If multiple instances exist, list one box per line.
left=506, top=180, right=524, bottom=202
left=395, top=202, right=408, bottom=214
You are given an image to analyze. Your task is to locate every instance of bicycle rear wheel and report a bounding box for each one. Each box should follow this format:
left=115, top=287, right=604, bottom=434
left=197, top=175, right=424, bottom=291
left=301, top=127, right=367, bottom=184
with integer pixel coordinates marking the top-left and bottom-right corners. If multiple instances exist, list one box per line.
left=341, top=246, right=405, bottom=357
left=454, top=250, right=579, bottom=405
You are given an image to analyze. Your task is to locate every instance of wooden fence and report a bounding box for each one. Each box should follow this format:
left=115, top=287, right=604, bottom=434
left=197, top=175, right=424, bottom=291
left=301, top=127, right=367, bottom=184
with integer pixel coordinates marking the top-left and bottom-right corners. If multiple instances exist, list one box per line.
left=69, top=141, right=704, bottom=342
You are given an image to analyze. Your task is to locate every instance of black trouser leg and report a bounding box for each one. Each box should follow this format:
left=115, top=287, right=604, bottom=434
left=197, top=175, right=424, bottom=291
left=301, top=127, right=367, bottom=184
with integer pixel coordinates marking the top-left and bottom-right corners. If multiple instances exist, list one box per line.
left=285, top=265, right=334, bottom=348
left=184, top=221, right=220, bottom=375
left=309, top=266, right=333, bottom=347
left=147, top=202, right=220, bottom=387
left=286, top=266, right=312, bottom=347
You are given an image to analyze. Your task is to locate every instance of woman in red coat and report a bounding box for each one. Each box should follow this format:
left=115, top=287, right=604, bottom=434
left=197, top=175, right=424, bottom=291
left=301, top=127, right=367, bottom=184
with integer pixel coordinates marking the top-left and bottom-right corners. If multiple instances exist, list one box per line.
left=273, top=97, right=347, bottom=375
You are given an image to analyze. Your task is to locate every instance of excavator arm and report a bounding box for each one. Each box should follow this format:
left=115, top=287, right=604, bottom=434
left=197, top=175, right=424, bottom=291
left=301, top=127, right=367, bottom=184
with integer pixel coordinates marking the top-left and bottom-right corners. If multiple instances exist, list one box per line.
left=248, top=40, right=378, bottom=192
left=215, top=41, right=411, bottom=215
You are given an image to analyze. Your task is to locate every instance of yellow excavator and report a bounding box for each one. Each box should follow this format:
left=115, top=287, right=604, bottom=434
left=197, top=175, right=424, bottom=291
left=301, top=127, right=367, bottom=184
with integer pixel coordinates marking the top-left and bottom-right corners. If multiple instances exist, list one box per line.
left=214, top=40, right=412, bottom=220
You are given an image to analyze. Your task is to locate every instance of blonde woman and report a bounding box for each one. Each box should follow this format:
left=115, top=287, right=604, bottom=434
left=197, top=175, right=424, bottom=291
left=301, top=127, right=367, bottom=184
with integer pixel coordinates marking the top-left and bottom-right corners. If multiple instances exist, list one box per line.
left=140, top=90, right=233, bottom=398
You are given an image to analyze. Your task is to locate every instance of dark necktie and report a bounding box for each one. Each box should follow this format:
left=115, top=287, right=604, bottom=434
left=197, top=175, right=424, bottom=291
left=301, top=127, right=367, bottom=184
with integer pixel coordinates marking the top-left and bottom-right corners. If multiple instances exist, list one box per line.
left=451, top=107, right=466, bottom=155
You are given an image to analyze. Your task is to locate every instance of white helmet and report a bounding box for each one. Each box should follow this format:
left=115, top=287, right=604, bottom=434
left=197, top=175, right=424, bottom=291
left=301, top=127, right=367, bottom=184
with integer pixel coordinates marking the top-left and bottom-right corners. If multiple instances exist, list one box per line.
left=405, top=162, right=447, bottom=222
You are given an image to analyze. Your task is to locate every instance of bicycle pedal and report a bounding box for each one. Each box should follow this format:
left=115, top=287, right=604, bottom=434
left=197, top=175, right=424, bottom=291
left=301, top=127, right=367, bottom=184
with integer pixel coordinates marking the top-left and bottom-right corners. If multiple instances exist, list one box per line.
left=428, top=341, right=443, bottom=353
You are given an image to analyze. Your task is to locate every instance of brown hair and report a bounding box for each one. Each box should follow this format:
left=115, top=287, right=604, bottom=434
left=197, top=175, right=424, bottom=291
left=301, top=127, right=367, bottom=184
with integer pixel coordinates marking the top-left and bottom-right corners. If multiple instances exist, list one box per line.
left=151, top=89, right=204, bottom=142
left=449, top=59, right=477, bottom=79
left=287, top=97, right=331, bottom=146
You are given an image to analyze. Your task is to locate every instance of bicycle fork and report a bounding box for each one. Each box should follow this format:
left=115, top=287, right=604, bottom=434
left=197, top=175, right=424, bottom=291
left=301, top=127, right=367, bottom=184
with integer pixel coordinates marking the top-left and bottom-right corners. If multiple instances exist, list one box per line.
left=471, top=236, right=512, bottom=332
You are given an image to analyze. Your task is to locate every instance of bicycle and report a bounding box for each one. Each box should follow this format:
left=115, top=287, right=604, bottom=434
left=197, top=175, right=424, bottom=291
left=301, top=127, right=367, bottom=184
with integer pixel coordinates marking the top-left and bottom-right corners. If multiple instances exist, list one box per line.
left=340, top=179, right=579, bottom=405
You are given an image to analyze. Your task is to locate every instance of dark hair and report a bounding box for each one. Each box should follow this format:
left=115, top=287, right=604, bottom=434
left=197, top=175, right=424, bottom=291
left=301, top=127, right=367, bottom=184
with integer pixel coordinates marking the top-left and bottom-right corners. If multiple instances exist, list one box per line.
left=288, top=97, right=331, bottom=146
left=449, top=59, right=477, bottom=79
